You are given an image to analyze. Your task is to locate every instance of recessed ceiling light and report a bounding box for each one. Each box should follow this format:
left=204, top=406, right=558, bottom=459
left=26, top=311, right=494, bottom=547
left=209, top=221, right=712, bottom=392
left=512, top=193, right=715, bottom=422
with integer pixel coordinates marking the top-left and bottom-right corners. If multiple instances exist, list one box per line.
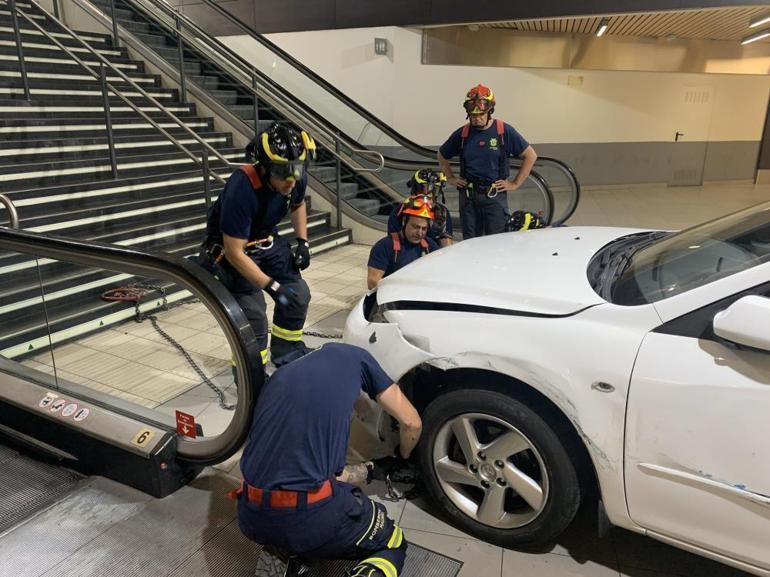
left=742, top=29, right=770, bottom=45
left=596, top=17, right=610, bottom=37
left=749, top=14, right=770, bottom=28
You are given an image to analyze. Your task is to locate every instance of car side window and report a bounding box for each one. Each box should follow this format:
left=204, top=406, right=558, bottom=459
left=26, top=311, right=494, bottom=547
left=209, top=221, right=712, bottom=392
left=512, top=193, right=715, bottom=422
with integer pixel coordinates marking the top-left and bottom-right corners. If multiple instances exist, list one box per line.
left=653, top=281, right=770, bottom=341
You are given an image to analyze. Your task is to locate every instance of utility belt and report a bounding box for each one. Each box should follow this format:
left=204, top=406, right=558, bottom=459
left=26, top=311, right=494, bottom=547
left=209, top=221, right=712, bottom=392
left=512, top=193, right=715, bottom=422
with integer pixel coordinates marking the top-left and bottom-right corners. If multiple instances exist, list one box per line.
left=464, top=181, right=500, bottom=199
left=202, top=235, right=276, bottom=264
left=227, top=479, right=333, bottom=510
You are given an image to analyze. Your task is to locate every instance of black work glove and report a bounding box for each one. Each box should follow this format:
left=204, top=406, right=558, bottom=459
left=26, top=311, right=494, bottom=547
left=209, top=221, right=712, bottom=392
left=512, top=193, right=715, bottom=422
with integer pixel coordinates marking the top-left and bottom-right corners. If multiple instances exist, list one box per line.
left=264, top=278, right=302, bottom=311
left=292, top=238, right=311, bottom=271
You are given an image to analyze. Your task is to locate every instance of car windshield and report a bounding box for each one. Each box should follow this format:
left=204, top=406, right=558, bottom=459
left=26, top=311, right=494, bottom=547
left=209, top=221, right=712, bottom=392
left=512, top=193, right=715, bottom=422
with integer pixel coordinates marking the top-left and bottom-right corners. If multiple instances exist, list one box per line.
left=606, top=202, right=770, bottom=305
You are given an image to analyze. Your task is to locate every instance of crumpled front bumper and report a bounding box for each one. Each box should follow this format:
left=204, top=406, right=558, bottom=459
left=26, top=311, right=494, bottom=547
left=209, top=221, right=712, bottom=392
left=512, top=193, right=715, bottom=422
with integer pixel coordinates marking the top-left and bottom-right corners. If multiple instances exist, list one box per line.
left=343, top=293, right=434, bottom=382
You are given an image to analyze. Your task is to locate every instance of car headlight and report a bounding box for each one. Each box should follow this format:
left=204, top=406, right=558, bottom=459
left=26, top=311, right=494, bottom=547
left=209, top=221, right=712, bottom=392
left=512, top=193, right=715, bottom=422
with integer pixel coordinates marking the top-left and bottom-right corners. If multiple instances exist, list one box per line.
left=363, top=291, right=390, bottom=323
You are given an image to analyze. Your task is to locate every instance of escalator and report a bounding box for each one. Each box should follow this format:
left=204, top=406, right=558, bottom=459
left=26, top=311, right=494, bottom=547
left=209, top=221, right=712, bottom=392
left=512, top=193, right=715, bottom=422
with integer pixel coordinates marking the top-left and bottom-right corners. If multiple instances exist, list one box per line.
left=70, top=0, right=580, bottom=229
left=0, top=224, right=463, bottom=577
left=0, top=224, right=262, bottom=501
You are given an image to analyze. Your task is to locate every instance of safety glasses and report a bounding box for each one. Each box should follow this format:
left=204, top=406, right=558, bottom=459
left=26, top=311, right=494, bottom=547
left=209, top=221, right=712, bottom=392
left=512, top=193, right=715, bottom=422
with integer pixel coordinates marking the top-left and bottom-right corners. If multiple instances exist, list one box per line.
left=271, top=162, right=305, bottom=181
left=464, top=98, right=492, bottom=114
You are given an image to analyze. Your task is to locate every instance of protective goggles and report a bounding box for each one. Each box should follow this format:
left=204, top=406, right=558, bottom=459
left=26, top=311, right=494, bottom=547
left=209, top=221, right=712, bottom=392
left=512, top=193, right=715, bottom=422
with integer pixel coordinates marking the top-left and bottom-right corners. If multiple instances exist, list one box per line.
left=271, top=162, right=306, bottom=181
left=464, top=98, right=492, bottom=114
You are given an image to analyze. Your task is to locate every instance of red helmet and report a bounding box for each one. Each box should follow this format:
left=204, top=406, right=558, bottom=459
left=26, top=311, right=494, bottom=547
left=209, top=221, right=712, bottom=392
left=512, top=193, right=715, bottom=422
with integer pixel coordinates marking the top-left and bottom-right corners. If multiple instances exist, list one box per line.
left=463, top=84, right=495, bottom=115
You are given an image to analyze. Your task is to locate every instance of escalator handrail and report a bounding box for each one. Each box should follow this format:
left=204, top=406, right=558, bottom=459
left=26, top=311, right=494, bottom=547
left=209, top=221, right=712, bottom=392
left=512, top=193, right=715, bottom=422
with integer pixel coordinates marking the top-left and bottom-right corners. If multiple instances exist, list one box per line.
left=104, top=0, right=557, bottom=222
left=0, top=226, right=261, bottom=465
left=191, top=0, right=581, bottom=222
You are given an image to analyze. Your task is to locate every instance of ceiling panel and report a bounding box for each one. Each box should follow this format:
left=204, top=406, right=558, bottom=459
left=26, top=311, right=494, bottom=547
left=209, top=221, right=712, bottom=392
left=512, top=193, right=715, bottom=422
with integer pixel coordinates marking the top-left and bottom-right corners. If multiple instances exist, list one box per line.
left=480, top=6, right=770, bottom=41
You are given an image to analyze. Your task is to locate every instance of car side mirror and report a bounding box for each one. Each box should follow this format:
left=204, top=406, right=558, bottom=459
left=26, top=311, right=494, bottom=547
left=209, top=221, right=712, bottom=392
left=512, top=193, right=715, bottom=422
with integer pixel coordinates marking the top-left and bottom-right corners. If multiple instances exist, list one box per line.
left=713, top=295, right=770, bottom=352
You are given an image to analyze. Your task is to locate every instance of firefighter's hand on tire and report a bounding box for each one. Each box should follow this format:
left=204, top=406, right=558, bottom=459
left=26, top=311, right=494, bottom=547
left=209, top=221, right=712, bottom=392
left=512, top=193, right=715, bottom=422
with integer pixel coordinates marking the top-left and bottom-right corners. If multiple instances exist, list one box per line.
left=265, top=279, right=301, bottom=310
left=292, top=238, right=310, bottom=271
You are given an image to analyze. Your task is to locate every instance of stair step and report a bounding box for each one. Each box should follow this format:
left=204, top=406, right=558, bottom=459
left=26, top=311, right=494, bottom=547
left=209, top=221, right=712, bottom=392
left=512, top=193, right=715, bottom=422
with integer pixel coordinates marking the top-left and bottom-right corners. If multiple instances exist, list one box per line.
left=0, top=24, right=113, bottom=45
left=0, top=116, right=213, bottom=140
left=131, top=31, right=169, bottom=48
left=187, top=74, right=220, bottom=90
left=115, top=18, right=152, bottom=34
left=0, top=68, right=160, bottom=86
left=348, top=198, right=381, bottom=216
left=0, top=36, right=123, bottom=57
left=0, top=51, right=142, bottom=71
left=0, top=132, right=232, bottom=164
left=0, top=148, right=241, bottom=190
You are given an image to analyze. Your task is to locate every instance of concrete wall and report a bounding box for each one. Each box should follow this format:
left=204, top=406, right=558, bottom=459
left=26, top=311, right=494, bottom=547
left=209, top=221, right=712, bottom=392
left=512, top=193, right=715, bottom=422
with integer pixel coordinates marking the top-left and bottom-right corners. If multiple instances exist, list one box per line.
left=220, top=26, right=770, bottom=186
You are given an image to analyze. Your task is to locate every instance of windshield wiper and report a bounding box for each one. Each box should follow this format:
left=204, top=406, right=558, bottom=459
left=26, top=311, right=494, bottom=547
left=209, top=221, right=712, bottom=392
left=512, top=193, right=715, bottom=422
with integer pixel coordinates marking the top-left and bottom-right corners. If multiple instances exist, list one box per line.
left=597, top=231, right=670, bottom=300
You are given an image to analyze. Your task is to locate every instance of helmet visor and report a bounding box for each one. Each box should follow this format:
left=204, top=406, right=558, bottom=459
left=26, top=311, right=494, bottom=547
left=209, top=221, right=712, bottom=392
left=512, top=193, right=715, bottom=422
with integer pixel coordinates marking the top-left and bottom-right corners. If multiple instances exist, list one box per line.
left=271, top=162, right=305, bottom=181
left=464, top=98, right=491, bottom=115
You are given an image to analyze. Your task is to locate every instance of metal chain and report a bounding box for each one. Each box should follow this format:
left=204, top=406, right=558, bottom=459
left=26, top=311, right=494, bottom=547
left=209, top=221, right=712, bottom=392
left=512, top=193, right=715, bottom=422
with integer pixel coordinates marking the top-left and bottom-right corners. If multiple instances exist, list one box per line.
left=133, top=284, right=235, bottom=411
left=301, top=329, right=343, bottom=340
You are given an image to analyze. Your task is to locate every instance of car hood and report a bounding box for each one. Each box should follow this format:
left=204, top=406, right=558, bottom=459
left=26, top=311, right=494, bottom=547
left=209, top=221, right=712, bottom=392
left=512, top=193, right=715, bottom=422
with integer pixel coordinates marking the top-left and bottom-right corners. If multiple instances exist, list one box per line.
left=376, top=226, right=648, bottom=316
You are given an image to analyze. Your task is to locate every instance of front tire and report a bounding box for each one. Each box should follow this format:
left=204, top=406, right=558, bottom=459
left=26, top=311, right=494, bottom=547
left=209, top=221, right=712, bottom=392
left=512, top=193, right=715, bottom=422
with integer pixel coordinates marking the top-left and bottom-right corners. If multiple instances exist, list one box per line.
left=417, top=388, right=582, bottom=546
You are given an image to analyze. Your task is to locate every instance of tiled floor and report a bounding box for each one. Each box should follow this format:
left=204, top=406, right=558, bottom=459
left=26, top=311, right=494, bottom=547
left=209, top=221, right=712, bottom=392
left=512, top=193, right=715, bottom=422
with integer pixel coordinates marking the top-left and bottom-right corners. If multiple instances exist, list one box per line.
left=16, top=181, right=770, bottom=576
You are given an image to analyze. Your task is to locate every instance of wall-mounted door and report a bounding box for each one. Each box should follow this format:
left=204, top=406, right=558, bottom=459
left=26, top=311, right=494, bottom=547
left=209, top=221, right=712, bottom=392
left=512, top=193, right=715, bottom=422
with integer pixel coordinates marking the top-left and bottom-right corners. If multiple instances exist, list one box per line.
left=668, top=85, right=714, bottom=186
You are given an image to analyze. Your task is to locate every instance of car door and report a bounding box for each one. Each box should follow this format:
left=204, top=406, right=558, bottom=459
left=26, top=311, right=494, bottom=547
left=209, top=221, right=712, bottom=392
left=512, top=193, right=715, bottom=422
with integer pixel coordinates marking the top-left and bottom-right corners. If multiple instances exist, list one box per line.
left=625, top=281, right=770, bottom=571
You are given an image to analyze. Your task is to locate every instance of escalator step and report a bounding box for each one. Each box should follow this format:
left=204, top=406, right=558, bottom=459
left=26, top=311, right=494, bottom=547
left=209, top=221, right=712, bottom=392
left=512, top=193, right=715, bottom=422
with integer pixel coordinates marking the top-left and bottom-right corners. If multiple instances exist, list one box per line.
left=0, top=448, right=83, bottom=534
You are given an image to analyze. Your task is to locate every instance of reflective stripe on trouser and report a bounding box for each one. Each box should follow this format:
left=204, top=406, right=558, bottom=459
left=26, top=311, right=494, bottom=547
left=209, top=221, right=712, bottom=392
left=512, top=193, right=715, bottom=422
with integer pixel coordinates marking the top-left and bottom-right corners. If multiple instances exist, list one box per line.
left=271, top=325, right=303, bottom=342
left=348, top=500, right=406, bottom=577
left=268, top=278, right=310, bottom=361
left=232, top=279, right=310, bottom=361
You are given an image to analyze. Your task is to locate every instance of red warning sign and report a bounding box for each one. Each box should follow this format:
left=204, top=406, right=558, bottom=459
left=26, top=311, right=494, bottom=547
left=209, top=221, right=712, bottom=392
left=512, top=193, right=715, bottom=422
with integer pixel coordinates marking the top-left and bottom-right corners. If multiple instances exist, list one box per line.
left=175, top=410, right=197, bottom=439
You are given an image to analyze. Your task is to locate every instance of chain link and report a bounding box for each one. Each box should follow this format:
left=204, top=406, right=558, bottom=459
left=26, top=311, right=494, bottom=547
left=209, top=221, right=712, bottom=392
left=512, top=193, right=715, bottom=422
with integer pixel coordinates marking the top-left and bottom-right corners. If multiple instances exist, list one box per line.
left=301, top=328, right=343, bottom=340
left=132, top=284, right=235, bottom=411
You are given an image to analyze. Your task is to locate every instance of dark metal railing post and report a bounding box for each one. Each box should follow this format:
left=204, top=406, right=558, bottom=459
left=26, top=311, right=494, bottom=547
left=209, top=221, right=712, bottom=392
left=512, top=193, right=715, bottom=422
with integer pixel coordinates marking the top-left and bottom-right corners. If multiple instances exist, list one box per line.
left=251, top=69, right=259, bottom=135
left=9, top=0, right=31, bottom=102
left=108, top=0, right=120, bottom=48
left=175, top=15, right=187, bottom=103
left=335, top=133, right=342, bottom=230
left=52, top=0, right=60, bottom=20
left=100, top=64, right=119, bottom=179
left=202, top=151, right=212, bottom=210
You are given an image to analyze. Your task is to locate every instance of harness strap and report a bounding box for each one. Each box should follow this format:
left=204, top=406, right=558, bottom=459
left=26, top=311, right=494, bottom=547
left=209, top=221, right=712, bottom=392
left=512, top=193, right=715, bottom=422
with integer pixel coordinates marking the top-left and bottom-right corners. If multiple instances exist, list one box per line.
left=239, top=164, right=263, bottom=190
left=459, top=119, right=507, bottom=180
left=390, top=232, right=401, bottom=263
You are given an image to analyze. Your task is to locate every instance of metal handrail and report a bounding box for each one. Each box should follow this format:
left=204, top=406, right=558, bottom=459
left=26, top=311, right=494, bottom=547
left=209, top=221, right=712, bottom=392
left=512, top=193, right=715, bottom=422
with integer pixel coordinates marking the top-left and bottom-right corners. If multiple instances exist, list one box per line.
left=82, top=0, right=556, bottom=225
left=0, top=195, right=19, bottom=229
left=0, top=225, right=261, bottom=464
left=15, top=0, right=229, bottom=184
left=120, top=0, right=561, bottom=218
left=189, top=0, right=582, bottom=212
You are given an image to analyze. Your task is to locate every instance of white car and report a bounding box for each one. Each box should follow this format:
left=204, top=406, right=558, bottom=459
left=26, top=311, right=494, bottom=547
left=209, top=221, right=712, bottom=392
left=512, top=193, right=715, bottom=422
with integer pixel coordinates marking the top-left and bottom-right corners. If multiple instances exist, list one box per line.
left=345, top=202, right=770, bottom=576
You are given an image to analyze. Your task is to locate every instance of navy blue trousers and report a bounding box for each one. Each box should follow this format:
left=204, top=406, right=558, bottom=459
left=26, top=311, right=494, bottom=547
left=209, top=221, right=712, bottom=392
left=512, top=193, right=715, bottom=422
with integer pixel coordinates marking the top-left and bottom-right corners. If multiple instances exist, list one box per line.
left=238, top=481, right=406, bottom=577
left=459, top=188, right=509, bottom=239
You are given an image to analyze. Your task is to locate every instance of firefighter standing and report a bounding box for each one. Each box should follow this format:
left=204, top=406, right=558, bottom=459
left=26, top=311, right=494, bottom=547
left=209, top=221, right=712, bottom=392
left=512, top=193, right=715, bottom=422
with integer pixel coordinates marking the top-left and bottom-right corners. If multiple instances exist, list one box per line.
left=438, top=84, right=538, bottom=239
left=199, top=122, right=316, bottom=367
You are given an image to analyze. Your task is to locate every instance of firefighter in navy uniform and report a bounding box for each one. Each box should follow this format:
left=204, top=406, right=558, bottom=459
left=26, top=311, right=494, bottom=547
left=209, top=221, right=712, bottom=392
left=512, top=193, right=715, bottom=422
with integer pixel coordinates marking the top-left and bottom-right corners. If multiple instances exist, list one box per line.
left=437, top=84, right=538, bottom=239
left=233, top=343, right=422, bottom=577
left=200, top=122, right=316, bottom=367
left=386, top=169, right=454, bottom=247
left=368, top=195, right=439, bottom=289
